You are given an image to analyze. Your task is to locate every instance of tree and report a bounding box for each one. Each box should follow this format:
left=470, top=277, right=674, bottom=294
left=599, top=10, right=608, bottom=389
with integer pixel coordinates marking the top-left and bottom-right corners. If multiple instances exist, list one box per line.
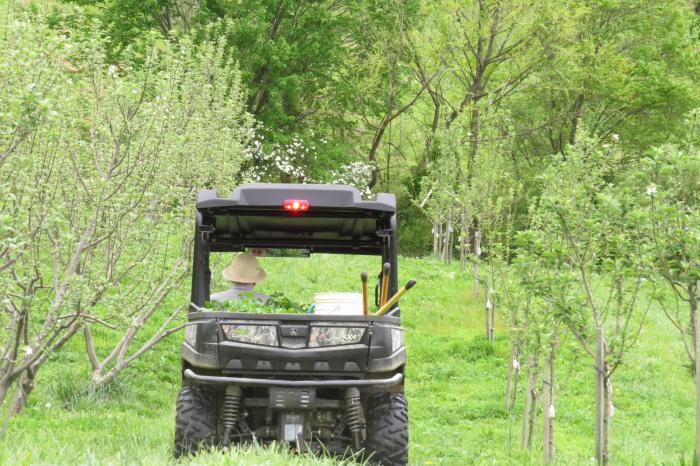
left=404, top=0, right=544, bottom=267
left=0, top=12, right=253, bottom=418
left=509, top=0, right=699, bottom=160
left=517, top=131, right=652, bottom=464
left=638, top=110, right=700, bottom=462
left=345, top=0, right=429, bottom=189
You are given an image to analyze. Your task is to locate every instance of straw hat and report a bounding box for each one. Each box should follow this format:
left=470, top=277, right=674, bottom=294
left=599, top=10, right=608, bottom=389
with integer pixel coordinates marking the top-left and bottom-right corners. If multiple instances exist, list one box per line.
left=222, top=253, right=267, bottom=284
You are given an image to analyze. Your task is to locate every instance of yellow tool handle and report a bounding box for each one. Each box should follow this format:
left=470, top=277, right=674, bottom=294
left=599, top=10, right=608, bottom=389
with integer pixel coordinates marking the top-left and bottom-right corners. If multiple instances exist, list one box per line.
left=361, top=272, right=369, bottom=317
left=376, top=280, right=416, bottom=316
left=380, top=262, right=390, bottom=306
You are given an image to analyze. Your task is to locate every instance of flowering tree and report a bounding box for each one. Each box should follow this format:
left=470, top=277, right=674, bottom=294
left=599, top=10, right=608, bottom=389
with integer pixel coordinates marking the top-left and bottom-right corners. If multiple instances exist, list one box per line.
left=641, top=112, right=700, bottom=369
left=242, top=134, right=374, bottom=196
left=638, top=110, right=700, bottom=462
left=242, top=135, right=311, bottom=183
left=0, top=12, right=253, bottom=417
left=516, top=132, right=652, bottom=464
left=328, top=162, right=374, bottom=198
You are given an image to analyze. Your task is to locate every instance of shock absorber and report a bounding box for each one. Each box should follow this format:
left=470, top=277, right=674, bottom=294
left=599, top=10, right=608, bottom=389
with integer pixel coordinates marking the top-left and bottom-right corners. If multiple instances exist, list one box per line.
left=221, top=385, right=242, bottom=445
left=344, top=387, right=366, bottom=449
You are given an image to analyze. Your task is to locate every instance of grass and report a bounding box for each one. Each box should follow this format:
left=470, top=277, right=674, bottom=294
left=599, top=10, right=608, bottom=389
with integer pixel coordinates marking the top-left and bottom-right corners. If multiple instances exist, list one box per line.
left=0, top=255, right=695, bottom=465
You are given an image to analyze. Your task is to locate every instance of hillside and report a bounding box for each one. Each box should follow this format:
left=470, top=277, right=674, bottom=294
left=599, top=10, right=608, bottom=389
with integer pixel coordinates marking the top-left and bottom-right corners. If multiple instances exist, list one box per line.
left=0, top=255, right=693, bottom=465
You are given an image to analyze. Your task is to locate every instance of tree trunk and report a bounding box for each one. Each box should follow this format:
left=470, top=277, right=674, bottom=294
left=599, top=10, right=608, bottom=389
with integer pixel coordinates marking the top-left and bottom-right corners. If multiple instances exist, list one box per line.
left=510, top=357, right=520, bottom=411
left=521, top=366, right=532, bottom=447
left=368, top=72, right=433, bottom=189
left=0, top=379, right=13, bottom=415
left=472, top=229, right=481, bottom=298
left=412, top=93, right=441, bottom=197
left=90, top=365, right=123, bottom=388
left=543, top=359, right=552, bottom=464
left=603, top=375, right=612, bottom=466
left=0, top=378, right=17, bottom=432
left=9, top=366, right=36, bottom=416
left=0, top=379, right=19, bottom=436
left=433, top=221, right=441, bottom=257
left=466, top=103, right=480, bottom=185
left=368, top=115, right=391, bottom=189
left=505, top=347, right=514, bottom=412
left=543, top=337, right=556, bottom=464
left=489, top=287, right=496, bottom=341
left=245, top=2, right=285, bottom=114
left=442, top=210, right=453, bottom=263
left=695, top=280, right=700, bottom=465
left=485, top=293, right=491, bottom=341
left=445, top=207, right=454, bottom=263
left=505, top=348, right=520, bottom=412
left=595, top=327, right=610, bottom=465
left=691, top=281, right=698, bottom=376
left=459, top=207, right=467, bottom=273
left=568, top=93, right=585, bottom=146
left=521, top=355, right=539, bottom=449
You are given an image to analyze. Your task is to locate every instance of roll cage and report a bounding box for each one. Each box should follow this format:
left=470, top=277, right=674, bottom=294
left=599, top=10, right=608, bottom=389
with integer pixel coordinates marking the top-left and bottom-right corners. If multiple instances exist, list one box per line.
left=190, top=183, right=399, bottom=314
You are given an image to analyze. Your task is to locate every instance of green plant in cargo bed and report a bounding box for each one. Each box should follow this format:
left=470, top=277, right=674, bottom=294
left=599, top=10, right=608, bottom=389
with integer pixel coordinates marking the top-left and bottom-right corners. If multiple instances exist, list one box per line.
left=205, top=293, right=309, bottom=314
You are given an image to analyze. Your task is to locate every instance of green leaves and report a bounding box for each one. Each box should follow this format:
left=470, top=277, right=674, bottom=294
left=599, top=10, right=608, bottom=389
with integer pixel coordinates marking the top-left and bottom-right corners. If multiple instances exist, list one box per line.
left=641, top=116, right=700, bottom=285
left=0, top=9, right=254, bottom=398
left=512, top=128, right=654, bottom=364
left=204, top=292, right=308, bottom=314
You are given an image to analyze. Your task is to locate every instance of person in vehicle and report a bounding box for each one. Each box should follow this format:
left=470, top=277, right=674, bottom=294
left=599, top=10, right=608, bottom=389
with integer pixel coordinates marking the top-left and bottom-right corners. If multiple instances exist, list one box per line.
left=211, top=252, right=270, bottom=303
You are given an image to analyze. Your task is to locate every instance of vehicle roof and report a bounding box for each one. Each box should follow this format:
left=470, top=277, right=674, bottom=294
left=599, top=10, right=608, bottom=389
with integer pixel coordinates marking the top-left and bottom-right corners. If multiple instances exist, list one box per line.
left=196, top=184, right=396, bottom=255
left=197, top=183, right=395, bottom=212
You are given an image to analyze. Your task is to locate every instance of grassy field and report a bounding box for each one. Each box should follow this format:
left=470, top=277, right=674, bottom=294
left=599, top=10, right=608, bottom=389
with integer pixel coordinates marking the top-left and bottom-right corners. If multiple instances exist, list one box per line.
left=0, top=254, right=695, bottom=465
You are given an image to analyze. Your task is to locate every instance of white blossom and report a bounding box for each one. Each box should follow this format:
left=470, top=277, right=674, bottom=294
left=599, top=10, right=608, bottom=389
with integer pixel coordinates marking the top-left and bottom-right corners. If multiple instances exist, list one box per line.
left=646, top=184, right=657, bottom=195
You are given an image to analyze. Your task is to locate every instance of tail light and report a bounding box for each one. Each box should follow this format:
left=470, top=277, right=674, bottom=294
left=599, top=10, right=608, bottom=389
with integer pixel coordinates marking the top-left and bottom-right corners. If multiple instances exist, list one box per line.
left=283, top=199, right=310, bottom=214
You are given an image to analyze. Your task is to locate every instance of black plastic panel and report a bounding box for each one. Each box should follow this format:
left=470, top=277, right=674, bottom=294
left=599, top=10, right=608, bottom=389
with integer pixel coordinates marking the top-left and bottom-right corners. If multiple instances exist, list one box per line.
left=181, top=312, right=405, bottom=375
left=188, top=311, right=400, bottom=325
left=198, top=184, right=395, bottom=212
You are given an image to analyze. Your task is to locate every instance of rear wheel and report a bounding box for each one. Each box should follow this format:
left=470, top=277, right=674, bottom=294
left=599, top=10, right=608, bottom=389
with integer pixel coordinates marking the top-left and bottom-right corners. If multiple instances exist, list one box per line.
left=174, top=384, right=218, bottom=458
left=365, top=392, right=409, bottom=466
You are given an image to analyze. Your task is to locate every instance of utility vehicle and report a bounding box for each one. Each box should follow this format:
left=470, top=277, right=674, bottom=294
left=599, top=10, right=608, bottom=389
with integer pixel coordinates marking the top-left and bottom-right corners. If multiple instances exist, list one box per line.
left=175, top=184, right=408, bottom=465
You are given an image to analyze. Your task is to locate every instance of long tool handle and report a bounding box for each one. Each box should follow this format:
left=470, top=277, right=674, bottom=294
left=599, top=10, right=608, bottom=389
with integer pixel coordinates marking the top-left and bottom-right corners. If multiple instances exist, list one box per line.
left=361, top=272, right=369, bottom=317
left=376, top=280, right=416, bottom=316
left=380, top=263, right=390, bottom=307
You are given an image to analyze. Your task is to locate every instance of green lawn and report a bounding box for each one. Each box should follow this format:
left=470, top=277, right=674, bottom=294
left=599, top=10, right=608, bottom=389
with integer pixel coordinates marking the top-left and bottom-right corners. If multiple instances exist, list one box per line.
left=0, top=255, right=694, bottom=465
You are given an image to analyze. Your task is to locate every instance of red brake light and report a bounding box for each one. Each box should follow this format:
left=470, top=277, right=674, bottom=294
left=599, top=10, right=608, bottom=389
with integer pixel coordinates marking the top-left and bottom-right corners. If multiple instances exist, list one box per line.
left=283, top=199, right=309, bottom=214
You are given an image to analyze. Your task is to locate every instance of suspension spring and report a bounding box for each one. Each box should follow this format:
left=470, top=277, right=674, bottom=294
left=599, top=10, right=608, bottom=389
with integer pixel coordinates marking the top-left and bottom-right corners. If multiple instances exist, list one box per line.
left=344, top=387, right=365, bottom=448
left=221, top=385, right=242, bottom=433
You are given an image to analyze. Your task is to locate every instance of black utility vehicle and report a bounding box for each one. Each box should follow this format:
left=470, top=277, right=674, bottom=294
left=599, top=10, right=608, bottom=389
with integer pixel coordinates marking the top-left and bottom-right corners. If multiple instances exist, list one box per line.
left=175, top=184, right=408, bottom=465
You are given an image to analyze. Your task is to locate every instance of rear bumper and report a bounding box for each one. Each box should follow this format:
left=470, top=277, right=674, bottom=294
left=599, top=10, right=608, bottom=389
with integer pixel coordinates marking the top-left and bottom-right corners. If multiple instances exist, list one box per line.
left=183, top=368, right=403, bottom=388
